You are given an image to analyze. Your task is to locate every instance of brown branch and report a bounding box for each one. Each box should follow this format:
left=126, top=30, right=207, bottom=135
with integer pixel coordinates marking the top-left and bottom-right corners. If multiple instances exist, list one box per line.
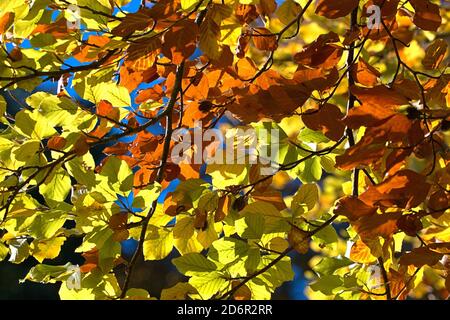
left=119, top=62, right=185, bottom=299
left=346, top=4, right=360, bottom=198
left=377, top=256, right=392, bottom=300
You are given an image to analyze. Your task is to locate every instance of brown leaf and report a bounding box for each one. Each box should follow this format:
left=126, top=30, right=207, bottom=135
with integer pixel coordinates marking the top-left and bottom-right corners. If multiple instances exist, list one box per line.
left=315, top=0, right=359, bottom=19
left=126, top=36, right=162, bottom=71
left=399, top=247, right=443, bottom=267
left=288, top=227, right=309, bottom=254
left=423, top=39, right=447, bottom=70
left=349, top=239, right=379, bottom=263
left=251, top=190, right=286, bottom=211
left=257, top=0, right=277, bottom=17
left=232, top=282, right=252, bottom=300
left=294, top=32, right=343, bottom=70
left=359, top=170, right=431, bottom=209
left=103, top=142, right=130, bottom=156
left=80, top=248, right=99, bottom=273
left=410, top=0, right=442, bottom=31
left=47, top=136, right=67, bottom=150
left=111, top=9, right=154, bottom=37
left=302, top=104, right=345, bottom=141
left=353, top=211, right=402, bottom=239
left=252, top=27, right=278, bottom=51
left=162, top=20, right=199, bottom=64
left=396, top=214, right=423, bottom=236
left=333, top=196, right=377, bottom=221
left=214, top=195, right=230, bottom=222
left=193, top=208, right=208, bottom=230
left=235, top=4, right=259, bottom=24
left=73, top=136, right=90, bottom=156
left=351, top=58, right=381, bottom=87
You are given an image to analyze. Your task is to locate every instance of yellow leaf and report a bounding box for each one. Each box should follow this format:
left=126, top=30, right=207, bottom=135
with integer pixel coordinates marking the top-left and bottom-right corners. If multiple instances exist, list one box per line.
left=31, top=236, right=66, bottom=263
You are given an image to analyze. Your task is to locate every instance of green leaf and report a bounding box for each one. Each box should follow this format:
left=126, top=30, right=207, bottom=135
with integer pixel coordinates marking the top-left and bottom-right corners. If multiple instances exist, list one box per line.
left=132, top=183, right=161, bottom=209
left=76, top=80, right=131, bottom=107
left=172, top=253, right=217, bottom=276
left=143, top=225, right=173, bottom=260
left=173, top=216, right=195, bottom=239
left=66, top=153, right=97, bottom=189
left=189, top=271, right=227, bottom=299
left=291, top=183, right=319, bottom=216
left=8, top=238, right=30, bottom=264
left=0, top=242, right=9, bottom=261
left=312, top=224, right=338, bottom=246
left=161, top=282, right=197, bottom=300
left=209, top=237, right=249, bottom=265
left=39, top=168, right=71, bottom=203
left=313, top=257, right=353, bottom=276
left=298, top=128, right=329, bottom=143
left=259, top=255, right=294, bottom=288
left=25, top=92, right=95, bottom=131
left=28, top=211, right=67, bottom=239
left=310, top=275, right=343, bottom=295
left=299, top=156, right=322, bottom=183
left=15, top=109, right=57, bottom=139
left=235, top=212, right=265, bottom=239
left=22, top=262, right=75, bottom=283
left=0, top=95, right=7, bottom=124
left=100, top=157, right=133, bottom=193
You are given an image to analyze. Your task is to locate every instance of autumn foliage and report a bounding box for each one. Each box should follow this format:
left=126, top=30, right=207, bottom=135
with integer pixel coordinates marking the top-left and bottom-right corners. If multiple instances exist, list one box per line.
left=0, top=0, right=449, bottom=300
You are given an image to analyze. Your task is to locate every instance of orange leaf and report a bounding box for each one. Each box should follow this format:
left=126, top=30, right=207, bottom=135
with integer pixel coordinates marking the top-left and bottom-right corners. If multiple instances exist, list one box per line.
left=349, top=239, right=379, bottom=263
left=235, top=57, right=259, bottom=80
left=302, top=104, right=345, bottom=141
left=252, top=27, right=278, bottom=51
left=351, top=58, right=381, bottom=87
left=334, top=196, right=377, bottom=221
left=103, top=142, right=130, bottom=156
left=359, top=170, right=431, bottom=209
left=0, top=12, right=14, bottom=34
left=423, top=39, right=447, bottom=70
left=353, top=211, right=402, bottom=239
left=97, top=100, right=120, bottom=122
left=47, top=136, right=67, bottom=150
left=73, top=35, right=110, bottom=63
left=161, top=20, right=199, bottom=64
left=294, top=32, right=343, bottom=70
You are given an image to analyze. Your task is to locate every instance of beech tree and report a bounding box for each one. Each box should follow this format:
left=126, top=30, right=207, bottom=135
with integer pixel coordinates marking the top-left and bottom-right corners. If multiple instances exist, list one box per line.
left=0, top=0, right=449, bottom=300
